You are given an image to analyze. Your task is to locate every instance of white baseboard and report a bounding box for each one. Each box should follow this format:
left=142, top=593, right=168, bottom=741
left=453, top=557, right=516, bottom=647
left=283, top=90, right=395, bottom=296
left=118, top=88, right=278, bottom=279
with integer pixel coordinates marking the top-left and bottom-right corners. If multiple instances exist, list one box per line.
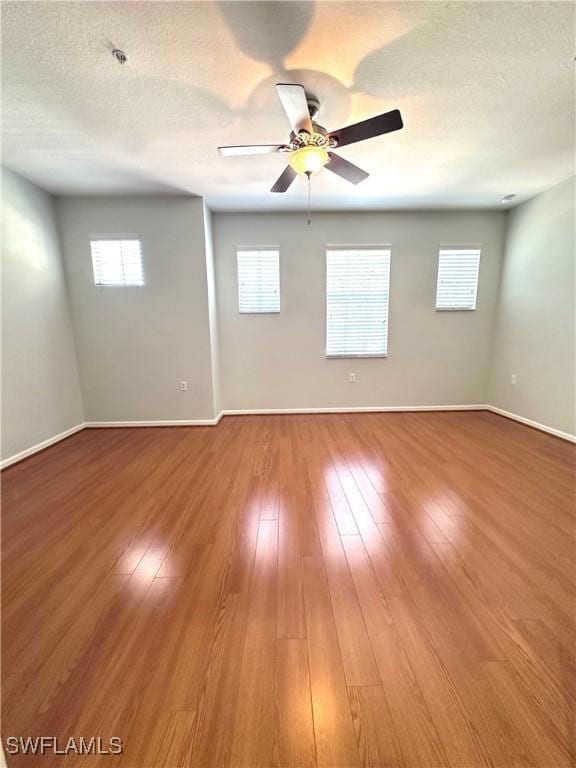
left=486, top=406, right=576, bottom=443
left=83, top=406, right=486, bottom=429
left=0, top=423, right=86, bottom=469
left=84, top=414, right=223, bottom=428
left=221, top=405, right=487, bottom=416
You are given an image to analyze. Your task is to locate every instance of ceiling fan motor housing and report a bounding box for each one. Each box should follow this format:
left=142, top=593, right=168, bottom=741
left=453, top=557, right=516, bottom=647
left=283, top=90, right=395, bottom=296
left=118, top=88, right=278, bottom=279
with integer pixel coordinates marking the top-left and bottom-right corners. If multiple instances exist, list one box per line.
left=306, top=94, right=320, bottom=119
left=291, top=93, right=338, bottom=149
left=290, top=123, right=336, bottom=150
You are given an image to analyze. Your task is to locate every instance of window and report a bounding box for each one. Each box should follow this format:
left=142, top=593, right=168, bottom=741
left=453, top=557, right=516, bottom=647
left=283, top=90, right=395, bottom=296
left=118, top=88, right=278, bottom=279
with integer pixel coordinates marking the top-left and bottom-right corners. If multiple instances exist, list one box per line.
left=90, top=239, right=144, bottom=287
left=436, top=247, right=481, bottom=310
left=237, top=248, right=280, bottom=313
left=326, top=248, right=391, bottom=357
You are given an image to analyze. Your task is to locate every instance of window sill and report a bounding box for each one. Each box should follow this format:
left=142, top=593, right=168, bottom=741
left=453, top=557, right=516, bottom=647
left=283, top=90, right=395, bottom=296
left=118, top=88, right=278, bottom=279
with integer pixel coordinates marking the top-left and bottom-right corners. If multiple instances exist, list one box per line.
left=326, top=353, right=388, bottom=359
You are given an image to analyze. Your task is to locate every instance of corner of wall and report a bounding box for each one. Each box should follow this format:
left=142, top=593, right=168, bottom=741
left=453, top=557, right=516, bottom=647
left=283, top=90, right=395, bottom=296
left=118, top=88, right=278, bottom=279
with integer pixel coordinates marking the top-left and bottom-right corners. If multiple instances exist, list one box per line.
left=483, top=207, right=511, bottom=406
left=53, top=194, right=87, bottom=424
left=202, top=200, right=221, bottom=417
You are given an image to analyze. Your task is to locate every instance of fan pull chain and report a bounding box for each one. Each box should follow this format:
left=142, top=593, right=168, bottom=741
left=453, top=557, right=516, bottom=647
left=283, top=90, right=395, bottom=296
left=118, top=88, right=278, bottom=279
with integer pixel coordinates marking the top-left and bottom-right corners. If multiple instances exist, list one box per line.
left=306, top=171, right=311, bottom=226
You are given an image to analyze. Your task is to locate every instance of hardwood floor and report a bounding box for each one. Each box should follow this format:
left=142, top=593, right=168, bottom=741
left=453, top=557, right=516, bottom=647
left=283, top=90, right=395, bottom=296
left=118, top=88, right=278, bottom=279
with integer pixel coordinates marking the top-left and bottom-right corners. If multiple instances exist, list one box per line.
left=2, top=412, right=575, bottom=767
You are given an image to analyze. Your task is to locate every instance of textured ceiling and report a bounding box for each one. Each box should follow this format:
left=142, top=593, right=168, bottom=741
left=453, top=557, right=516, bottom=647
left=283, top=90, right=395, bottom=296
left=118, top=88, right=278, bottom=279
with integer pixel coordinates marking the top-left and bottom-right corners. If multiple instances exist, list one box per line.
left=2, top=1, right=574, bottom=210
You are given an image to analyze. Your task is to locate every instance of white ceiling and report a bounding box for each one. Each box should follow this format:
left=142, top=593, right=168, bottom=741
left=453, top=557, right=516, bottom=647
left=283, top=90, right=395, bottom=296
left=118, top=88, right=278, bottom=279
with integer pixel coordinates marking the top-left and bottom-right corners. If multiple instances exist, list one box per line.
left=2, top=1, right=574, bottom=210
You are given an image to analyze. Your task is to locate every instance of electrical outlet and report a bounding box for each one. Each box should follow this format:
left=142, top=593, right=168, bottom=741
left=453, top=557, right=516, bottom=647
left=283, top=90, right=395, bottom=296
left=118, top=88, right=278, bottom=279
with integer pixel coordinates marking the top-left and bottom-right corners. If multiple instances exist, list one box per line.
left=510, top=374, right=517, bottom=385
left=349, top=373, right=356, bottom=383
left=179, top=380, right=188, bottom=391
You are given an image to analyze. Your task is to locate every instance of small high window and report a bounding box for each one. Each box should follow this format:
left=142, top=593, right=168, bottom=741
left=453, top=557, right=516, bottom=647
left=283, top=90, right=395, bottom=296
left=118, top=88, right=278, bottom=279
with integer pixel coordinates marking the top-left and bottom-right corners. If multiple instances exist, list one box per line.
left=90, top=239, right=144, bottom=287
left=237, top=248, right=280, bottom=313
left=436, top=248, right=481, bottom=310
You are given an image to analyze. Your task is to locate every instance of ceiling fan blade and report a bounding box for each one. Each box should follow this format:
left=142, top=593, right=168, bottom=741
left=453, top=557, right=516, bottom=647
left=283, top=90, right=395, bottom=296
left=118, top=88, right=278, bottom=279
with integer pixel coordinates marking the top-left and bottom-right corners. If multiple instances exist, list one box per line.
left=329, top=109, right=403, bottom=148
left=276, top=84, right=313, bottom=134
left=271, top=165, right=297, bottom=193
left=325, top=152, right=369, bottom=185
left=218, top=144, right=287, bottom=157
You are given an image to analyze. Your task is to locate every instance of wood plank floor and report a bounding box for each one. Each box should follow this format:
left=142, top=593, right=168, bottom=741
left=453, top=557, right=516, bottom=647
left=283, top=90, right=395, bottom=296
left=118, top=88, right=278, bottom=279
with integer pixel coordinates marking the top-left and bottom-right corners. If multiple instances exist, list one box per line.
left=2, top=412, right=575, bottom=767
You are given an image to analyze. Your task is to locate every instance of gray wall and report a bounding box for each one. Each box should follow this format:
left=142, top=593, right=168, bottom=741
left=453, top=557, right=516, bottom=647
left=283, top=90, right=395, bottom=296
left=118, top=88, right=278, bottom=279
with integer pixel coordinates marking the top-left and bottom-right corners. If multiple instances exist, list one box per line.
left=57, top=195, right=217, bottom=422
left=1, top=169, right=84, bottom=460
left=489, top=177, right=575, bottom=435
left=213, top=211, right=506, bottom=410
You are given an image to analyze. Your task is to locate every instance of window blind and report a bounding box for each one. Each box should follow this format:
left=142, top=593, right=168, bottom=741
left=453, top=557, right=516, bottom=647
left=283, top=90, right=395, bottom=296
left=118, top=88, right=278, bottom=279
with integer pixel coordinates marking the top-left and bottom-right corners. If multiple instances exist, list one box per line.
left=90, top=239, right=144, bottom=287
left=436, top=248, right=481, bottom=310
left=237, top=248, right=280, bottom=313
left=326, top=248, right=391, bottom=357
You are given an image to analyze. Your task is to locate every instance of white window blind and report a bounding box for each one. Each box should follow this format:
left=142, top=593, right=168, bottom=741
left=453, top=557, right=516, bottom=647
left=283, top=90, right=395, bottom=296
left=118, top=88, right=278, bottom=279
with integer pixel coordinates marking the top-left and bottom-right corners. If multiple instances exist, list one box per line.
left=237, top=248, right=280, bottom=313
left=436, top=248, right=481, bottom=310
left=326, top=248, right=391, bottom=357
left=90, top=239, right=144, bottom=287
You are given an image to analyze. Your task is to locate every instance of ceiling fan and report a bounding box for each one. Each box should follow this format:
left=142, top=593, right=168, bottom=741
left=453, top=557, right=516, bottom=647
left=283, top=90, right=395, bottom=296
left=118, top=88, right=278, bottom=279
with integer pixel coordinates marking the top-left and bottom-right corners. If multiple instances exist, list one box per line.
left=218, top=83, right=403, bottom=193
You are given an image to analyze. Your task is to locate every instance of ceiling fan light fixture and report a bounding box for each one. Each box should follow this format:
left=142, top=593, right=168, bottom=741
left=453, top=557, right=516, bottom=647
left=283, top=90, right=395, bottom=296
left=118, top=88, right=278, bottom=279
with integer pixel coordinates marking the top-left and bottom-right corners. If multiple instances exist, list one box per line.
left=289, top=145, right=329, bottom=175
